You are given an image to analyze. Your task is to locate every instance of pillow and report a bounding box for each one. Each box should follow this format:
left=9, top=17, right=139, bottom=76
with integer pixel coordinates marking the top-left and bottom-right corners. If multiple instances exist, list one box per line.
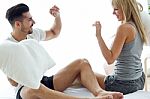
left=140, top=11, right=150, bottom=46
left=0, top=39, right=55, bottom=89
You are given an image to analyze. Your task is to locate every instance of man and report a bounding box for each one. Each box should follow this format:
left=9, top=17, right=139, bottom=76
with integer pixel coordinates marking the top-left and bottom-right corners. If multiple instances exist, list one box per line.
left=5, top=3, right=123, bottom=99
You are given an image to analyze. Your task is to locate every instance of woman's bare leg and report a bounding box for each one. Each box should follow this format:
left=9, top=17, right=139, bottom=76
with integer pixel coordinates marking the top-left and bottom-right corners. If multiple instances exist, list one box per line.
left=95, top=73, right=106, bottom=89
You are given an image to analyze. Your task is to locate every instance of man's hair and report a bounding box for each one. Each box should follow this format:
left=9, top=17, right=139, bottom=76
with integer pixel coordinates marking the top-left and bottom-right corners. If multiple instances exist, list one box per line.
left=6, top=3, right=29, bottom=26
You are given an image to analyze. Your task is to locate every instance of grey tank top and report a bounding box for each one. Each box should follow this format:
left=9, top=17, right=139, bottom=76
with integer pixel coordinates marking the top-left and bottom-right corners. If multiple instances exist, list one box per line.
left=114, top=23, right=143, bottom=80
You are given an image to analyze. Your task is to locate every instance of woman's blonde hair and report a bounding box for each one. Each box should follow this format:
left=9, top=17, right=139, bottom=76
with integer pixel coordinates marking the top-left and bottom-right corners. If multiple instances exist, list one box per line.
left=112, top=0, right=147, bottom=43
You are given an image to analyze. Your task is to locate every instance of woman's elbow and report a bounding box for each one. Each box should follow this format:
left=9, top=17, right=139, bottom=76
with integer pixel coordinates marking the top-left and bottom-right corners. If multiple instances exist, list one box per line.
left=106, top=59, right=115, bottom=65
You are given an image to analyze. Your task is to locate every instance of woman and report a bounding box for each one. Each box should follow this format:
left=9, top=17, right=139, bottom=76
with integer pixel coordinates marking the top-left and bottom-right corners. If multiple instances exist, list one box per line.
left=93, top=0, right=147, bottom=95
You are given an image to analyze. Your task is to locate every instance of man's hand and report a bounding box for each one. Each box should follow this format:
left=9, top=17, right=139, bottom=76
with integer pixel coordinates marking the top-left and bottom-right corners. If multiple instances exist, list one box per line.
left=50, top=5, right=60, bottom=17
left=7, top=77, right=18, bottom=87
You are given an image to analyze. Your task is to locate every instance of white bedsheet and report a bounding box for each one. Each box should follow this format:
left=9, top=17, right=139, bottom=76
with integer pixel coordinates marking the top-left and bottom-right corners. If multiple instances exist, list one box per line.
left=64, top=87, right=150, bottom=99
left=1, top=86, right=150, bottom=99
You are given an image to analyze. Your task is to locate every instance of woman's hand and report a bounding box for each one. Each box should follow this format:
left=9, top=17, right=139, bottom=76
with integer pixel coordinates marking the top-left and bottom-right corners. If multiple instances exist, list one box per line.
left=93, top=21, right=102, bottom=37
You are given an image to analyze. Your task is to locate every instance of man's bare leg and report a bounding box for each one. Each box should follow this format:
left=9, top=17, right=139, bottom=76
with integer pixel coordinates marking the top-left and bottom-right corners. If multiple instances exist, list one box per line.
left=53, top=59, right=123, bottom=99
left=95, top=73, right=124, bottom=99
left=20, top=84, right=113, bottom=99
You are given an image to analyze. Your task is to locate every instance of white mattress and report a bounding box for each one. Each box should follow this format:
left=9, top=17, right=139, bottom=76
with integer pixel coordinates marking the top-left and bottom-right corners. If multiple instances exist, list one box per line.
left=0, top=71, right=150, bottom=99
left=64, top=87, right=150, bottom=99
left=0, top=86, right=150, bottom=99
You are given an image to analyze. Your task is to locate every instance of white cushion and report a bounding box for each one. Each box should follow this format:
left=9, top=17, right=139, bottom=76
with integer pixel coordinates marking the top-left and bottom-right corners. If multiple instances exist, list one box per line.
left=0, top=39, right=55, bottom=89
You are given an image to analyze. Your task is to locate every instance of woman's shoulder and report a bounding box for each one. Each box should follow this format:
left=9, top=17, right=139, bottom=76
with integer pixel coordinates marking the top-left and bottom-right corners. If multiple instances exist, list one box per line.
left=118, top=22, right=136, bottom=34
left=119, top=22, right=135, bottom=29
left=117, top=22, right=136, bottom=43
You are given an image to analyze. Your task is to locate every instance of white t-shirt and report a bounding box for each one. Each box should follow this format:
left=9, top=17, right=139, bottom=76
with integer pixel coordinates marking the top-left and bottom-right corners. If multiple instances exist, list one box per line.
left=7, top=28, right=46, bottom=42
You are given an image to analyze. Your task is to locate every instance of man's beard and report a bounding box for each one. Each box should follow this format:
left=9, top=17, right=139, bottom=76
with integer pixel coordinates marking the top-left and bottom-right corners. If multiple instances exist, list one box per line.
left=21, top=27, right=33, bottom=34
left=21, top=24, right=33, bottom=34
left=28, top=29, right=33, bottom=34
left=28, top=24, right=34, bottom=34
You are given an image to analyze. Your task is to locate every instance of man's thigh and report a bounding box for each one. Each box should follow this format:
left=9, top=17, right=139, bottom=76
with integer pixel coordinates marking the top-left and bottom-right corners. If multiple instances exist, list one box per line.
left=17, top=76, right=54, bottom=99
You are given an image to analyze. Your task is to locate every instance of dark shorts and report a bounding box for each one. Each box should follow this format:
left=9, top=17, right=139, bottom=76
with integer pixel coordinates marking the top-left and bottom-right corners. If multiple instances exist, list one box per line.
left=16, top=75, right=54, bottom=99
left=104, top=72, right=145, bottom=95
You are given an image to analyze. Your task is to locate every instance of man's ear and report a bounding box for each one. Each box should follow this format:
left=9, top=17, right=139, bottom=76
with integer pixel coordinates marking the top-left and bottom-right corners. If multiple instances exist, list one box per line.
left=14, top=21, right=21, bottom=28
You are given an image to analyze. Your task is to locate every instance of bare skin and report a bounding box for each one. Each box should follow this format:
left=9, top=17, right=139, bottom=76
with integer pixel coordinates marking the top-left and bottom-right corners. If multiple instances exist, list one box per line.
left=19, top=59, right=115, bottom=99
left=20, top=84, right=113, bottom=99
left=8, top=59, right=123, bottom=99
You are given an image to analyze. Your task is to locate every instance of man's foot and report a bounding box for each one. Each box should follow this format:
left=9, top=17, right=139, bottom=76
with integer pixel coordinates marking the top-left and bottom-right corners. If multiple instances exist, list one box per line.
left=96, top=95, right=113, bottom=99
left=96, top=91, right=123, bottom=99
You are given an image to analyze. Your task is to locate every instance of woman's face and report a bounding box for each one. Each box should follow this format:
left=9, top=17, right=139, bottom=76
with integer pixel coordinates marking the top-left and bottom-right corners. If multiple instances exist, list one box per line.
left=113, top=7, right=124, bottom=21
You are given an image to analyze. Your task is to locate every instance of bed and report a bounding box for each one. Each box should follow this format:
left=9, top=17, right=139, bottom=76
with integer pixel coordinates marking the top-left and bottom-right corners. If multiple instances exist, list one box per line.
left=1, top=63, right=150, bottom=99
left=64, top=86, right=150, bottom=99
left=0, top=85, right=150, bottom=99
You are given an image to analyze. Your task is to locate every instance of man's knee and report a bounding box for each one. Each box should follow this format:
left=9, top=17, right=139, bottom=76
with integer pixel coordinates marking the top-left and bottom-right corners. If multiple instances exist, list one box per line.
left=82, top=58, right=89, bottom=64
left=71, top=58, right=91, bottom=72
left=79, top=58, right=91, bottom=68
left=20, top=87, right=39, bottom=99
left=75, top=58, right=89, bottom=65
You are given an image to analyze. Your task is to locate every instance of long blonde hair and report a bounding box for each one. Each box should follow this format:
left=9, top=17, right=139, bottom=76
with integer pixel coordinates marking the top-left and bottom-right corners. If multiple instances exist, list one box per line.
left=112, top=0, right=147, bottom=44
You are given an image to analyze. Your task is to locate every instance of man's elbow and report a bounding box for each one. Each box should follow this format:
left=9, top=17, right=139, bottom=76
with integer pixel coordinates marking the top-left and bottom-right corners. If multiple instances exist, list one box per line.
left=51, top=29, right=61, bottom=37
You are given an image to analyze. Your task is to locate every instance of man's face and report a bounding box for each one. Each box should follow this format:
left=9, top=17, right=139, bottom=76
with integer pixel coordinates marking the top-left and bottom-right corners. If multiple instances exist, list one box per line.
left=20, top=12, right=35, bottom=34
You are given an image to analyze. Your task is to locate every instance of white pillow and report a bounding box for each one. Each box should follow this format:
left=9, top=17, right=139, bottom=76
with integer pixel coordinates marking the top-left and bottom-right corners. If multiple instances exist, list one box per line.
left=0, top=39, right=55, bottom=89
left=140, top=11, right=150, bottom=46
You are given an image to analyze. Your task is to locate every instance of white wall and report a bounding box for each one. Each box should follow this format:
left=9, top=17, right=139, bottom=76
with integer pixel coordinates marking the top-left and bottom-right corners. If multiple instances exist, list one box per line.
left=0, top=0, right=120, bottom=75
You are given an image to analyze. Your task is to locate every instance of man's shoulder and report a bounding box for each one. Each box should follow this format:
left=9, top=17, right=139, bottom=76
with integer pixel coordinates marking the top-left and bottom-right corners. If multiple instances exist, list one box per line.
left=28, top=28, right=46, bottom=41
left=32, top=28, right=45, bottom=33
